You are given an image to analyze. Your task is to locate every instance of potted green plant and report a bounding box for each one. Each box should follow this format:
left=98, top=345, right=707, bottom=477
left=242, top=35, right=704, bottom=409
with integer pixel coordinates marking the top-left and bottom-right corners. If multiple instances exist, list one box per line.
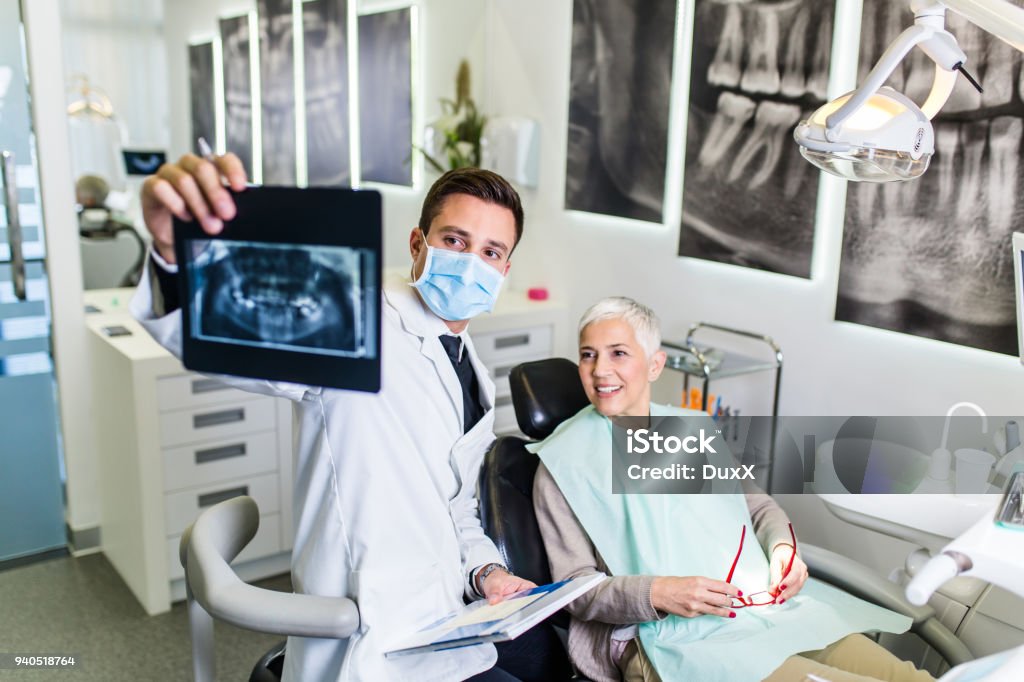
left=420, top=60, right=487, bottom=172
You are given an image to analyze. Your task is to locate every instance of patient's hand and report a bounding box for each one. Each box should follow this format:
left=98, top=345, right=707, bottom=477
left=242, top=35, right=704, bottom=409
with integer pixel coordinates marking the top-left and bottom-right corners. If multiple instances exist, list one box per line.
left=482, top=569, right=537, bottom=605
left=651, top=576, right=739, bottom=618
left=768, top=544, right=808, bottom=604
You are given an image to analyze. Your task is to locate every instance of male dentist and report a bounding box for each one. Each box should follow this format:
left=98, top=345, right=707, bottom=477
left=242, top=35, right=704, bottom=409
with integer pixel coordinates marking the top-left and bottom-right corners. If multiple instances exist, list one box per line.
left=133, top=153, right=535, bottom=681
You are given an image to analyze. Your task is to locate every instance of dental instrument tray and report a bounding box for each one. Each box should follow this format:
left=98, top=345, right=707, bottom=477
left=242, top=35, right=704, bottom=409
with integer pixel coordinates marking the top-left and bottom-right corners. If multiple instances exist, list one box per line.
left=174, top=186, right=383, bottom=393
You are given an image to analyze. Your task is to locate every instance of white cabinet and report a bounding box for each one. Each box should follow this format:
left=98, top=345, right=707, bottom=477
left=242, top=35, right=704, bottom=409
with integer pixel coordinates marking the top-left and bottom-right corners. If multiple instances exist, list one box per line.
left=86, top=305, right=293, bottom=615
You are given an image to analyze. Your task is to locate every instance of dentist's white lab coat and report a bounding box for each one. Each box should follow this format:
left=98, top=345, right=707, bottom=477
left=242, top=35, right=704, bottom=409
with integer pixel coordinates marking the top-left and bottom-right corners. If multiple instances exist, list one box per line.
left=132, top=267, right=505, bottom=681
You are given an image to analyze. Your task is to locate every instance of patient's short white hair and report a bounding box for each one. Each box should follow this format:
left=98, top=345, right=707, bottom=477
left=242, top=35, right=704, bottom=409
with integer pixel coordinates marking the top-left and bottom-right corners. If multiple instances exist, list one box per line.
left=578, top=297, right=662, bottom=358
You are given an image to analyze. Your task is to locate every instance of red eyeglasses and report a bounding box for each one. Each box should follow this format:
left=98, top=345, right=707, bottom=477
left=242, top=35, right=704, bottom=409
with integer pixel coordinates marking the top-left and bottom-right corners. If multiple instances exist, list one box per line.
left=724, top=522, right=796, bottom=608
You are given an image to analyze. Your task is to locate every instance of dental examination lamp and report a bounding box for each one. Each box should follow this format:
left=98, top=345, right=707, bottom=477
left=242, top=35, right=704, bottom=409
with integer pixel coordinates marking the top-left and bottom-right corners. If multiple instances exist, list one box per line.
left=794, top=0, right=1024, bottom=182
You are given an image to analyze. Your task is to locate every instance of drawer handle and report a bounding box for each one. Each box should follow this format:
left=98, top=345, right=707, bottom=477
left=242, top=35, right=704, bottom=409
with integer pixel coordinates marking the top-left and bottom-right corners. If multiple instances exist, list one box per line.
left=191, top=377, right=228, bottom=394
left=198, top=485, right=249, bottom=508
left=496, top=394, right=514, bottom=408
left=195, top=442, right=247, bottom=464
left=494, top=334, right=530, bottom=349
left=193, top=407, right=245, bottom=429
left=495, top=364, right=515, bottom=378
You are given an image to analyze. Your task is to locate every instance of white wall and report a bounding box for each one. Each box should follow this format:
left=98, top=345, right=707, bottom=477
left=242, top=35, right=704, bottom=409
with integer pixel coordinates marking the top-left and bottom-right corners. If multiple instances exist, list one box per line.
left=483, top=0, right=1024, bottom=420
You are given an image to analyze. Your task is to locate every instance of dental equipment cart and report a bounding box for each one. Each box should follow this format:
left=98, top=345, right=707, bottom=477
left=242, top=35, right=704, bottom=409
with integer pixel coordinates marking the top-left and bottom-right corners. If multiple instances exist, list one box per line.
left=661, top=322, right=783, bottom=488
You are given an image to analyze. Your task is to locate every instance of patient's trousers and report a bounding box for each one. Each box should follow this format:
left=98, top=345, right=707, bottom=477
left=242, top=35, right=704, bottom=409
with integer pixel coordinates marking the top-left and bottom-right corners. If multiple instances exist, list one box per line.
left=620, top=633, right=937, bottom=682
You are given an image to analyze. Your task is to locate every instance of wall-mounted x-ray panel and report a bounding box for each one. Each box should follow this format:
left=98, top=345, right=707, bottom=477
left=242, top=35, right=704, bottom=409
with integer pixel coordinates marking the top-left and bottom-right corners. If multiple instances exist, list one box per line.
left=564, top=0, right=677, bottom=223
left=258, top=0, right=297, bottom=184
left=304, top=0, right=351, bottom=187
left=836, top=0, right=1022, bottom=355
left=358, top=8, right=413, bottom=187
left=678, top=0, right=833, bottom=279
left=188, top=41, right=216, bottom=157
left=220, top=15, right=255, bottom=174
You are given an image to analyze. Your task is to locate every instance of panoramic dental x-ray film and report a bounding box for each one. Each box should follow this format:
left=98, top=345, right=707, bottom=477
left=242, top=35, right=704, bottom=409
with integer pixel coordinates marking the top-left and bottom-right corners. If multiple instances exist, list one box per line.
left=174, top=186, right=382, bottom=392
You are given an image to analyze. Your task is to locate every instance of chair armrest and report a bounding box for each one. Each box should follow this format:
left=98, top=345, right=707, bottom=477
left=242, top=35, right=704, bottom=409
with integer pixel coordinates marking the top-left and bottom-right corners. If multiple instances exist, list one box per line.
left=802, top=544, right=934, bottom=625
left=802, top=543, right=973, bottom=667
left=183, top=496, right=359, bottom=639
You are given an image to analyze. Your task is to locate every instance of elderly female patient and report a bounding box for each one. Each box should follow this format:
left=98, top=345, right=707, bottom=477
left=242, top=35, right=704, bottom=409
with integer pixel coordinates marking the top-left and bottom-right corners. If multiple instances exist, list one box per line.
left=530, top=297, right=935, bottom=682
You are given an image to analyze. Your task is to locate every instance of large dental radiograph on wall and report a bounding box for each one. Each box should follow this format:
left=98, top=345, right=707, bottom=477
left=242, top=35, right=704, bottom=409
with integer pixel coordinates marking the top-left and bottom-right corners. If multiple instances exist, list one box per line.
left=679, top=0, right=833, bottom=278
left=220, top=15, right=254, bottom=174
left=304, top=0, right=351, bottom=187
left=258, top=0, right=296, bottom=184
left=188, top=42, right=216, bottom=157
left=565, top=0, right=677, bottom=223
left=359, top=8, right=413, bottom=186
left=837, top=0, right=1021, bottom=355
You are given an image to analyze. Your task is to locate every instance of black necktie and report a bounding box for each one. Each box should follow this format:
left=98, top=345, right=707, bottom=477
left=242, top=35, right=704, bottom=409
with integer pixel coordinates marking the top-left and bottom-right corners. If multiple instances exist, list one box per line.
left=439, top=335, right=484, bottom=433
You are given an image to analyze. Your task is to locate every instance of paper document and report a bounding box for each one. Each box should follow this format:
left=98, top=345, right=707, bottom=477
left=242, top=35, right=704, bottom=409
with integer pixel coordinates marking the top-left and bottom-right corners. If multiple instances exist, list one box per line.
left=384, top=573, right=605, bottom=658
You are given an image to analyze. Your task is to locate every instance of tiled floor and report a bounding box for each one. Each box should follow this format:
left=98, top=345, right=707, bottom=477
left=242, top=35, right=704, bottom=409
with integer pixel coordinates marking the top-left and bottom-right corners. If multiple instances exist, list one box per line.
left=0, top=552, right=289, bottom=681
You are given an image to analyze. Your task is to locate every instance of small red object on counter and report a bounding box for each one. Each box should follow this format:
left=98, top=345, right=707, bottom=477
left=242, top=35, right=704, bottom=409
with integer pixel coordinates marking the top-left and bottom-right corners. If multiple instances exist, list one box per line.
left=527, top=287, right=549, bottom=301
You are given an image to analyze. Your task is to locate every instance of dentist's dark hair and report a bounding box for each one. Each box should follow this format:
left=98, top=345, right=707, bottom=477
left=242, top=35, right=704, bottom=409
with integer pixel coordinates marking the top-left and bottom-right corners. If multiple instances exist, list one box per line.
left=418, top=168, right=524, bottom=252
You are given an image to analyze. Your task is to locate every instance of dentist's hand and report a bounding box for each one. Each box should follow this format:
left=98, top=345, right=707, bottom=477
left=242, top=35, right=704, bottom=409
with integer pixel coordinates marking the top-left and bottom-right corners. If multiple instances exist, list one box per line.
left=140, top=152, right=248, bottom=264
left=768, top=544, right=808, bottom=604
left=481, top=568, right=537, bottom=605
left=651, top=576, right=740, bottom=618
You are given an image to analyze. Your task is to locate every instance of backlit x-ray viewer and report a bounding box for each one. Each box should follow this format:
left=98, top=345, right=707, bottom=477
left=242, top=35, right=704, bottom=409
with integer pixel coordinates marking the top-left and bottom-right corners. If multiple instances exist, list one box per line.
left=1014, top=232, right=1024, bottom=365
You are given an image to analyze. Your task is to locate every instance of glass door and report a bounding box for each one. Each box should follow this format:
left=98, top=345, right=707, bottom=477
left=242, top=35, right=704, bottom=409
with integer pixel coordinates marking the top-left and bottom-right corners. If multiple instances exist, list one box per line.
left=0, top=0, right=66, bottom=562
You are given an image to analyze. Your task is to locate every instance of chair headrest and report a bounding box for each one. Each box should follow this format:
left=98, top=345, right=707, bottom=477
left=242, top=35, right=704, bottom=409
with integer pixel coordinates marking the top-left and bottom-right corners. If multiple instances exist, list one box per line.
left=509, top=358, right=589, bottom=440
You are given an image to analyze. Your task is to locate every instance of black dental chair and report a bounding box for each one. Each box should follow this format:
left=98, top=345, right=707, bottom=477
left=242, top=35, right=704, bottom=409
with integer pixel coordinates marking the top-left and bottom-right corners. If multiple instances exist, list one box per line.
left=477, top=358, right=975, bottom=681
left=233, top=359, right=971, bottom=681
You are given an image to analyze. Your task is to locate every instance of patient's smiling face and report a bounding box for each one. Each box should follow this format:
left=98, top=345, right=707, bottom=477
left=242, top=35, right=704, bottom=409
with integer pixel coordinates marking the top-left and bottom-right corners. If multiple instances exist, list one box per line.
left=578, top=318, right=665, bottom=418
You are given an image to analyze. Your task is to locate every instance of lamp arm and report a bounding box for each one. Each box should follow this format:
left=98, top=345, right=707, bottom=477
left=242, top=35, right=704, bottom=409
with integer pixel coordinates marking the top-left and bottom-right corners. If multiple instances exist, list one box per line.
left=825, top=24, right=931, bottom=135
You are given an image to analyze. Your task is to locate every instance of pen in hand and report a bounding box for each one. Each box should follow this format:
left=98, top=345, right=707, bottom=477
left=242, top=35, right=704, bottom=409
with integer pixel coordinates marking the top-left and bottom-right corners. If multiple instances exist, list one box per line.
left=197, top=136, right=215, bottom=161
left=198, top=136, right=257, bottom=189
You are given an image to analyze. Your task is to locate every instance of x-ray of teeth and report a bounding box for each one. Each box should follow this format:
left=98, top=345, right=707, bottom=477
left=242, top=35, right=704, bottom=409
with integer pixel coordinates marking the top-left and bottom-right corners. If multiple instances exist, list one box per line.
left=187, top=240, right=371, bottom=357
left=304, top=0, right=351, bottom=187
left=837, top=0, right=1023, bottom=355
left=258, top=0, right=297, bottom=185
left=220, top=15, right=254, bottom=174
left=189, top=42, right=216, bottom=157
left=678, top=0, right=833, bottom=279
left=358, top=8, right=412, bottom=187
left=564, top=0, right=676, bottom=223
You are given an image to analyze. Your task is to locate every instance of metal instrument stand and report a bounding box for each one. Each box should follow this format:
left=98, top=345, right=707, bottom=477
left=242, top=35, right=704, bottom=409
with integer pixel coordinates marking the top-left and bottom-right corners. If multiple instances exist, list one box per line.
left=661, top=322, right=783, bottom=489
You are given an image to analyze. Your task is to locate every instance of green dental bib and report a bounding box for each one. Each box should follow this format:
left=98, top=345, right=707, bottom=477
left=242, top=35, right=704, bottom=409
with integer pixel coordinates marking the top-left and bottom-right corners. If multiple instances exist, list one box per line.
left=530, top=404, right=910, bottom=682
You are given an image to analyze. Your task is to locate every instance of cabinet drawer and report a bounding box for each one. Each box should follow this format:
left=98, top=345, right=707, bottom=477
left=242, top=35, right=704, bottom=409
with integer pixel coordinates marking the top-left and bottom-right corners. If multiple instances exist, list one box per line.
left=157, top=373, right=257, bottom=412
left=168, top=513, right=281, bottom=581
left=163, top=472, right=281, bottom=537
left=491, top=360, right=523, bottom=398
left=472, top=325, right=552, bottom=365
left=159, top=397, right=276, bottom=448
left=162, top=431, right=278, bottom=493
left=493, top=395, right=518, bottom=434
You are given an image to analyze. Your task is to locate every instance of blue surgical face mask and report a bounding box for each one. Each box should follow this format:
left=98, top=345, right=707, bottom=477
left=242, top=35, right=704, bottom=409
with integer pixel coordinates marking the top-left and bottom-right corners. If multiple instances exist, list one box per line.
left=411, top=232, right=506, bottom=321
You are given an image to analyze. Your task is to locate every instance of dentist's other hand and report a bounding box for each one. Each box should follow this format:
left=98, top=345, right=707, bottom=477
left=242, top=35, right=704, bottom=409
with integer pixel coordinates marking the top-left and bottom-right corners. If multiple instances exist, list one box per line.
left=140, top=152, right=247, bottom=264
left=651, top=576, right=740, bottom=618
left=481, top=568, right=537, bottom=605
left=769, top=544, right=808, bottom=604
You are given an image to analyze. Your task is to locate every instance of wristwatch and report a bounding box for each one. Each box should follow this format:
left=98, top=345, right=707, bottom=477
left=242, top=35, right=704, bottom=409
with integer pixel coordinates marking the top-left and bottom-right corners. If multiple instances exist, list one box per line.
left=475, top=562, right=509, bottom=596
